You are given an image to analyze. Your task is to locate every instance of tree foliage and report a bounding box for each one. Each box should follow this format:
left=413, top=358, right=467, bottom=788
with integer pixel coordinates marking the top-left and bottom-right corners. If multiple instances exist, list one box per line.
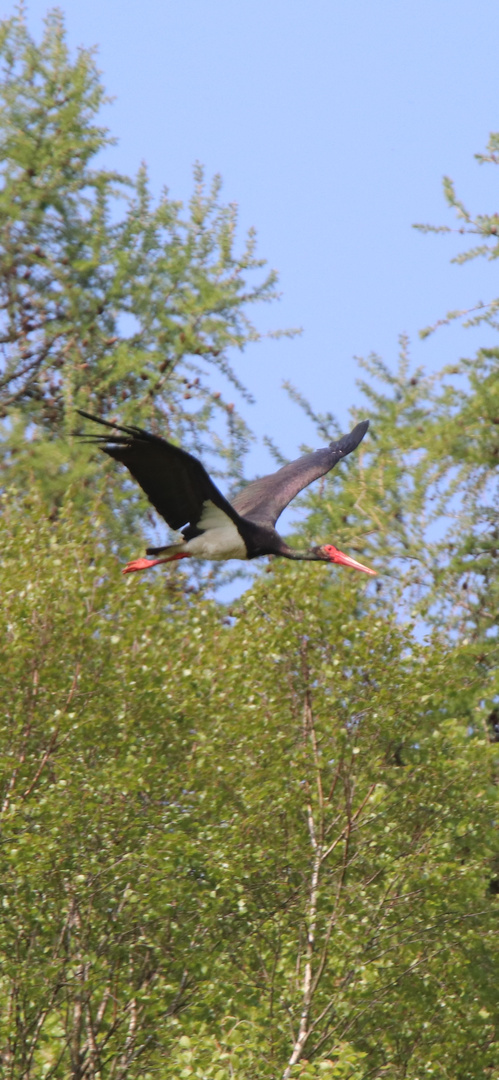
left=1, top=491, right=498, bottom=1078
left=0, top=9, right=289, bottom=527
left=1, top=9, right=499, bottom=1079
left=293, top=134, right=499, bottom=645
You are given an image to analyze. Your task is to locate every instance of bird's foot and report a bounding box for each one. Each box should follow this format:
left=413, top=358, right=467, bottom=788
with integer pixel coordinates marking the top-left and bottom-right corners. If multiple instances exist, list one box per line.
left=122, top=557, right=162, bottom=574
left=122, top=553, right=190, bottom=575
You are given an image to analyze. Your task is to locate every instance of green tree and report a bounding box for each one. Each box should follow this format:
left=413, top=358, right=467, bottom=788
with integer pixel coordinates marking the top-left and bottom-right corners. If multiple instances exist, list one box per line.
left=291, top=131, right=499, bottom=648
left=1, top=490, right=497, bottom=1078
left=0, top=9, right=289, bottom=527
left=2, top=11, right=499, bottom=1079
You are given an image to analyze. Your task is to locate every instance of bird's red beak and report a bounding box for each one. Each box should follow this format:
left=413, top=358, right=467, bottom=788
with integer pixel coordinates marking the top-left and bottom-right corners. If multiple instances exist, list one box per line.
left=321, top=544, right=377, bottom=576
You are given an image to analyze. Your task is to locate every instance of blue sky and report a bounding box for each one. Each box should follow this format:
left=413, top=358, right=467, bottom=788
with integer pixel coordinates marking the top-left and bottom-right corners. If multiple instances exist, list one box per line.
left=19, top=1, right=499, bottom=469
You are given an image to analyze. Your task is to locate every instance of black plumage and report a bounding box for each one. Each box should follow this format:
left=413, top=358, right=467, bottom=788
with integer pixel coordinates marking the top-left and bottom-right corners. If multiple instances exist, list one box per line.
left=75, top=410, right=375, bottom=575
left=231, top=421, right=369, bottom=527
left=76, top=410, right=241, bottom=539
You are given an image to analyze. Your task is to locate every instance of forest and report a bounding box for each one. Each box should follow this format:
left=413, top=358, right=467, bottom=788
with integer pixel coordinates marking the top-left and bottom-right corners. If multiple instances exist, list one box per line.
left=1, top=11, right=498, bottom=1079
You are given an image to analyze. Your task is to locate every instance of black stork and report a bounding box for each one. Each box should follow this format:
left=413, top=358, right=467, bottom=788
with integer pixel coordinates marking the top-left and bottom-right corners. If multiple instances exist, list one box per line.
left=76, top=410, right=376, bottom=577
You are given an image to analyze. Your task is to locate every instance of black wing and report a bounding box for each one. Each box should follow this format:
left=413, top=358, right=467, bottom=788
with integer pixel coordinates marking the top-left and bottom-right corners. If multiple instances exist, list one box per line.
left=231, top=420, right=369, bottom=528
left=75, top=411, right=243, bottom=535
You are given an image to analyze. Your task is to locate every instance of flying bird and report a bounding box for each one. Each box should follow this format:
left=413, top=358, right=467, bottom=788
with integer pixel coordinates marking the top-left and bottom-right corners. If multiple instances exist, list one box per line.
left=76, top=411, right=376, bottom=577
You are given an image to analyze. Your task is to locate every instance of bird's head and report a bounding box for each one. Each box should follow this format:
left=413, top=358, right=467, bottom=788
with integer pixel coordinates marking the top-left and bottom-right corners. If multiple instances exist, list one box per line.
left=313, top=544, right=377, bottom=576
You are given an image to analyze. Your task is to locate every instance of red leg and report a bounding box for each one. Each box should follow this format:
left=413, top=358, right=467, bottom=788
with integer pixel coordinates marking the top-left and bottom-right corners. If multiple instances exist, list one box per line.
left=122, top=553, right=191, bottom=575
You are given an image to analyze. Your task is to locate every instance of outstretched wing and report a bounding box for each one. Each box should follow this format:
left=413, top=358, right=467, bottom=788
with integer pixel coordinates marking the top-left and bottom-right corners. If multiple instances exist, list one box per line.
left=75, top=410, right=243, bottom=536
left=231, top=420, right=369, bottom=528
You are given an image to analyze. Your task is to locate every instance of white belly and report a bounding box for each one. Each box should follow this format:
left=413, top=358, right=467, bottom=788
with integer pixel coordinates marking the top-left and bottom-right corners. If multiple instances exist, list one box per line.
left=184, top=501, right=247, bottom=561
left=186, top=528, right=247, bottom=560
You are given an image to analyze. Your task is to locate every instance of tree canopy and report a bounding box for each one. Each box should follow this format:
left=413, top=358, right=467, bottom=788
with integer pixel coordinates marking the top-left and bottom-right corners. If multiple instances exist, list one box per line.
left=1, top=8, right=498, bottom=1079
left=0, top=9, right=290, bottom=530
left=1, top=492, right=498, bottom=1078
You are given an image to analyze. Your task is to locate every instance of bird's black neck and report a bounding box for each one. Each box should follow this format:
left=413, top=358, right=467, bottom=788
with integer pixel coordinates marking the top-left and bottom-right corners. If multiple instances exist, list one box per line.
left=274, top=541, right=324, bottom=563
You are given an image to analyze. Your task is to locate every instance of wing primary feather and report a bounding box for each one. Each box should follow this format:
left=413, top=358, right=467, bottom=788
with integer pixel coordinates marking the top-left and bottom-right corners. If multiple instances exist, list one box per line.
left=74, top=409, right=145, bottom=438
